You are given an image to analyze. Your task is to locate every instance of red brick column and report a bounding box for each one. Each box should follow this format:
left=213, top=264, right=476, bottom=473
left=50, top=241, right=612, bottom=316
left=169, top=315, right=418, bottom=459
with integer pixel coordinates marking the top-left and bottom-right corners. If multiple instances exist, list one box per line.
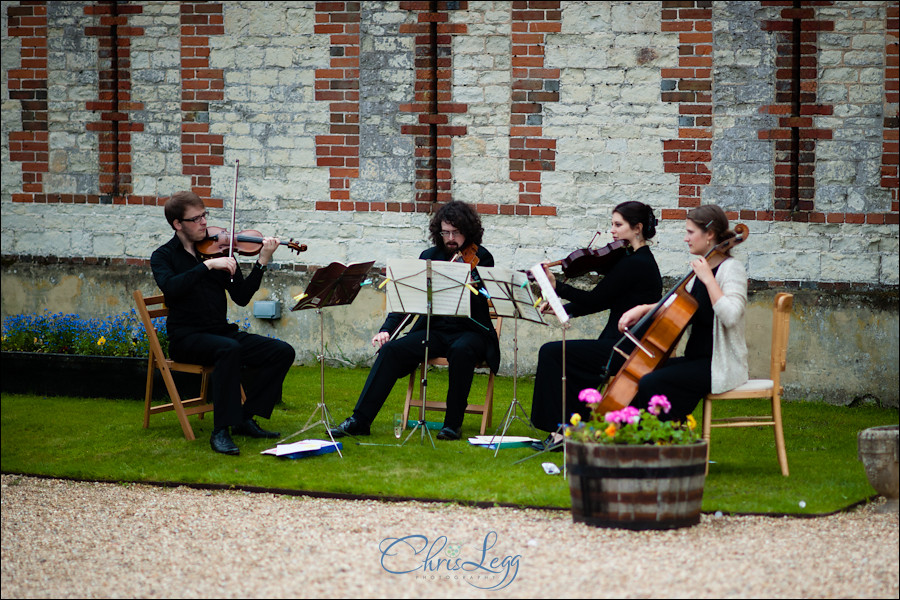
left=661, top=0, right=713, bottom=219
left=883, top=2, right=899, bottom=213
left=180, top=2, right=225, bottom=206
left=509, top=0, right=559, bottom=217
left=85, top=1, right=144, bottom=201
left=760, top=1, right=834, bottom=220
left=399, top=2, right=468, bottom=211
left=314, top=1, right=360, bottom=211
left=7, top=1, right=48, bottom=203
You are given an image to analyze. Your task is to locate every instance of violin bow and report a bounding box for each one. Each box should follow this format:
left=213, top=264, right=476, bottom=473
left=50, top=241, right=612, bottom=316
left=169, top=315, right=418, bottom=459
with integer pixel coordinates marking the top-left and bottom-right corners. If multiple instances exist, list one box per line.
left=228, top=160, right=239, bottom=281
left=229, top=160, right=239, bottom=261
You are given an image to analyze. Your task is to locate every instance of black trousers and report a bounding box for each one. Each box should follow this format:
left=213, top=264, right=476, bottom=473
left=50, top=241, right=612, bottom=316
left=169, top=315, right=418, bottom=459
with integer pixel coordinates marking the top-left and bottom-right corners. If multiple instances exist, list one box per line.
left=631, top=356, right=711, bottom=422
left=171, top=330, right=295, bottom=430
left=353, top=327, right=489, bottom=430
left=530, top=338, right=626, bottom=433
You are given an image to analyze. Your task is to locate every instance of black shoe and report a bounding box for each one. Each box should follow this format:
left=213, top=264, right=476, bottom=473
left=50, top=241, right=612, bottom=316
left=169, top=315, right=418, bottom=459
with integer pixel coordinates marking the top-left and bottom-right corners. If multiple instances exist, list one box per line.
left=210, top=429, right=240, bottom=455
left=437, top=426, right=462, bottom=441
left=531, top=433, right=563, bottom=452
left=329, top=416, right=370, bottom=438
left=231, top=417, right=280, bottom=439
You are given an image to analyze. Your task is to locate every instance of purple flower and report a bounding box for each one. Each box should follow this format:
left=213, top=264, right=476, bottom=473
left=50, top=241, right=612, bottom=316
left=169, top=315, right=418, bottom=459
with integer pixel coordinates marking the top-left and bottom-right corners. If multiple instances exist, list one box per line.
left=578, top=388, right=602, bottom=405
left=648, top=395, right=671, bottom=416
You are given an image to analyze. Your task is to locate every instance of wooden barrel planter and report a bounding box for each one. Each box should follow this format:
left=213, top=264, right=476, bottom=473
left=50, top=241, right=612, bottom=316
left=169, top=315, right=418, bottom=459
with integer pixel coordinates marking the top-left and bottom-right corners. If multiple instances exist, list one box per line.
left=566, top=440, right=708, bottom=530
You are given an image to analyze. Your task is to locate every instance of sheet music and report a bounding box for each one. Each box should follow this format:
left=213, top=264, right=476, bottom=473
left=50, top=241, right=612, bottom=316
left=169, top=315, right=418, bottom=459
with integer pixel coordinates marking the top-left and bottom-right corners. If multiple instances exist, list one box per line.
left=468, top=435, right=539, bottom=445
left=291, top=260, right=375, bottom=311
left=529, top=262, right=569, bottom=325
left=385, top=258, right=472, bottom=318
left=261, top=439, right=339, bottom=456
left=477, top=265, right=546, bottom=325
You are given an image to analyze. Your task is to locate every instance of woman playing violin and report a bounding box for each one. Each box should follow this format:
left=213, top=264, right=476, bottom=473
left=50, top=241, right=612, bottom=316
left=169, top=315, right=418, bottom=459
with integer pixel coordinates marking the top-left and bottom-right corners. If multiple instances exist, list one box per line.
left=150, top=191, right=296, bottom=456
left=530, top=201, right=662, bottom=449
left=617, top=204, right=748, bottom=422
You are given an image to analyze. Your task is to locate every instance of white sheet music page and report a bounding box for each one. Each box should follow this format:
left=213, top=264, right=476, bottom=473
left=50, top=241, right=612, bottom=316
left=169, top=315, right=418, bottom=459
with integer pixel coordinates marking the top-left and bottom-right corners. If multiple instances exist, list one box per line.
left=385, top=258, right=472, bottom=318
left=529, top=262, right=569, bottom=325
left=477, top=265, right=545, bottom=325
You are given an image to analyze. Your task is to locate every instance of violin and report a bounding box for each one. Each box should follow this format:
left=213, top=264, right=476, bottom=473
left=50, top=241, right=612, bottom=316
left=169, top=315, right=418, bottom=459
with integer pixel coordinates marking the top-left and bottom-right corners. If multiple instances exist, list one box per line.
left=526, top=239, right=628, bottom=283
left=597, top=224, right=750, bottom=414
left=195, top=226, right=307, bottom=258
left=451, top=244, right=480, bottom=268
left=545, top=239, right=628, bottom=278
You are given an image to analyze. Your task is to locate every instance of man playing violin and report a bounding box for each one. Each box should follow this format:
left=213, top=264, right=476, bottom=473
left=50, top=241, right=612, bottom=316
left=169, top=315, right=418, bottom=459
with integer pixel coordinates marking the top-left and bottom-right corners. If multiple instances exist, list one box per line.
left=150, top=191, right=295, bottom=455
left=330, top=200, right=500, bottom=441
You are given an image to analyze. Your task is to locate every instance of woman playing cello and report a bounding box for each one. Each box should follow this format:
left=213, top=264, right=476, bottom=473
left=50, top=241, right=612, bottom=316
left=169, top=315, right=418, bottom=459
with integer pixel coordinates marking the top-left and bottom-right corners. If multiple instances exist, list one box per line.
left=617, top=204, right=749, bottom=422
left=530, top=201, right=662, bottom=449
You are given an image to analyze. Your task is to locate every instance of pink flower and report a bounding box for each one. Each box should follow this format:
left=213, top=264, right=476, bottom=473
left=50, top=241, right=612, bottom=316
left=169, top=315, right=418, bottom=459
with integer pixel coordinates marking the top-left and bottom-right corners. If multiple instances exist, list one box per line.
left=648, top=395, right=671, bottom=416
left=578, top=388, right=602, bottom=405
left=604, top=406, right=641, bottom=425
left=621, top=406, right=641, bottom=424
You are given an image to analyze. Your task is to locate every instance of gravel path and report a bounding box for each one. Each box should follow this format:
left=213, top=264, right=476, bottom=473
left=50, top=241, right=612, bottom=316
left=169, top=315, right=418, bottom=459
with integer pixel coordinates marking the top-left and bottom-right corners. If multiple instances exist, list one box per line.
left=2, top=474, right=897, bottom=599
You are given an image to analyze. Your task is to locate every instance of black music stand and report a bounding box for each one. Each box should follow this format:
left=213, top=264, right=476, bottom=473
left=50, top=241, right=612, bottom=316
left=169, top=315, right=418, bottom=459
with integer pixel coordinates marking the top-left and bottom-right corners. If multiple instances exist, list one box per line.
left=513, top=262, right=572, bottom=475
left=476, top=266, right=545, bottom=456
left=379, top=258, right=472, bottom=448
left=277, top=260, right=375, bottom=457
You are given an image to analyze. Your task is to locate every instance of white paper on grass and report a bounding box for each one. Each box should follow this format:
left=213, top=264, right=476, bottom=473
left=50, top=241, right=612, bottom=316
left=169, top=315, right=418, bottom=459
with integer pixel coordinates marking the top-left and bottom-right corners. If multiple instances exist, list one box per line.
left=467, top=436, right=539, bottom=445
left=261, top=440, right=338, bottom=456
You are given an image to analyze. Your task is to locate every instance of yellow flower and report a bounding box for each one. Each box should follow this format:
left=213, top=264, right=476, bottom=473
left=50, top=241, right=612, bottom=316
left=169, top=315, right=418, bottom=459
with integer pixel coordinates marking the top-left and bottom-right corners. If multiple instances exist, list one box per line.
left=97, top=336, right=106, bottom=347
left=686, top=414, right=697, bottom=431
left=564, top=428, right=572, bottom=437
left=569, top=413, right=581, bottom=426
left=604, top=424, right=617, bottom=437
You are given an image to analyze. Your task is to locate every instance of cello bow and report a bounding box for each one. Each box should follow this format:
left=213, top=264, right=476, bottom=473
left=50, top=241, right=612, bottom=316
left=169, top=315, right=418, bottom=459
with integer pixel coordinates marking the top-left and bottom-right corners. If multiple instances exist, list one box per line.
left=596, top=223, right=750, bottom=414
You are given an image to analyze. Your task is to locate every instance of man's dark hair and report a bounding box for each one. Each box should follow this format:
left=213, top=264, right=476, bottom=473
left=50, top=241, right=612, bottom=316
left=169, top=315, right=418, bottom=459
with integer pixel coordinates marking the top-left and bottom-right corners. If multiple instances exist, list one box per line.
left=163, top=191, right=204, bottom=229
left=428, top=201, right=484, bottom=250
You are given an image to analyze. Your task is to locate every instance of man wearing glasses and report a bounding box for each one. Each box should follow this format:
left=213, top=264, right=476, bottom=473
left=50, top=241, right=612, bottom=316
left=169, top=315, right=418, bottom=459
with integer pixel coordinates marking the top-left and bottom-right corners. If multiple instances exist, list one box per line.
left=329, top=200, right=500, bottom=441
left=150, top=191, right=295, bottom=455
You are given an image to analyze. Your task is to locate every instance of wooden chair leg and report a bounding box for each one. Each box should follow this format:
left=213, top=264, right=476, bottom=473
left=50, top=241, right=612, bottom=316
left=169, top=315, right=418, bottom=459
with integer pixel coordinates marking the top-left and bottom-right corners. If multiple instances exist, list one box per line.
left=480, top=372, right=496, bottom=435
left=143, top=360, right=155, bottom=429
left=401, top=367, right=419, bottom=430
left=772, top=392, right=789, bottom=476
left=159, top=366, right=196, bottom=441
left=702, top=396, right=713, bottom=476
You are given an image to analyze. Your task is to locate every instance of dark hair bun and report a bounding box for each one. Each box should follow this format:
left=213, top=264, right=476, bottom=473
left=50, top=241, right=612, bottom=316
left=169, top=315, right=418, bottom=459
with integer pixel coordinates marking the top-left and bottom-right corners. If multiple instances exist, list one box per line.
left=643, top=207, right=657, bottom=240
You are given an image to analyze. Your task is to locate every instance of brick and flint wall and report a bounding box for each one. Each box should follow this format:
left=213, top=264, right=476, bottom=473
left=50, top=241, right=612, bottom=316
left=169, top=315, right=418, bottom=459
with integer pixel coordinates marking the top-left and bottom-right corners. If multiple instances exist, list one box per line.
left=2, top=1, right=898, bottom=405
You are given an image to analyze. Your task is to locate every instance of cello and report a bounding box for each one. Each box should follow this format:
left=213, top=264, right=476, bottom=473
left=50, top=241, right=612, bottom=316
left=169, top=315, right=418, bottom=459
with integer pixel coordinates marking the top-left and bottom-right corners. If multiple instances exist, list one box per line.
left=596, top=223, right=749, bottom=414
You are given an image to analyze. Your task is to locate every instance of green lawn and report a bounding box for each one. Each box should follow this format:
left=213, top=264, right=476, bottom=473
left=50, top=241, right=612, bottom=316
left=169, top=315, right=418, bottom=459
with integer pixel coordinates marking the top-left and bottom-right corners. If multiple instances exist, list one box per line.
left=1, top=365, right=896, bottom=515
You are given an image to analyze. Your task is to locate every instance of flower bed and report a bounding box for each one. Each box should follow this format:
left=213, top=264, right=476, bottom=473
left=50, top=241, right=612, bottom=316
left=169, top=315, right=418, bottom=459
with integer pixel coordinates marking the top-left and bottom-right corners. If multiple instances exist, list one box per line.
left=1, top=310, right=166, bottom=357
left=1, top=310, right=181, bottom=400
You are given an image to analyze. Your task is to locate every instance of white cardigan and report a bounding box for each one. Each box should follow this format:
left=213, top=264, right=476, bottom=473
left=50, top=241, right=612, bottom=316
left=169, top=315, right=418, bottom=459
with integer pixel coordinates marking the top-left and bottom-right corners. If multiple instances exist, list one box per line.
left=686, top=257, right=749, bottom=393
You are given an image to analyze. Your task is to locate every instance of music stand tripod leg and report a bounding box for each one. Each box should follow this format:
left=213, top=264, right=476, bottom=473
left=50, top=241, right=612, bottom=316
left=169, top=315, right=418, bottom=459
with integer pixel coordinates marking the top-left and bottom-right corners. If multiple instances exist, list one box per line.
left=277, top=309, right=343, bottom=457
left=401, top=324, right=435, bottom=449
left=513, top=323, right=569, bottom=471
left=490, top=316, right=539, bottom=457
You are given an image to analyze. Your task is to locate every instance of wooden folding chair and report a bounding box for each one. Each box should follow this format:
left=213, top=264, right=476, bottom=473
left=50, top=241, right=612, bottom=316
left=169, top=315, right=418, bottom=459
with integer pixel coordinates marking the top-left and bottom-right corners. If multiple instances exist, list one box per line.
left=402, top=315, right=503, bottom=436
left=133, top=290, right=243, bottom=441
left=702, top=292, right=793, bottom=476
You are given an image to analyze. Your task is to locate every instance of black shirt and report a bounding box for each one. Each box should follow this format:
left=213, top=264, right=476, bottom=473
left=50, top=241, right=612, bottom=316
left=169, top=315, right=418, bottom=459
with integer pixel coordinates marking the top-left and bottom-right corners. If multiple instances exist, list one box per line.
left=379, top=244, right=500, bottom=372
left=554, top=245, right=663, bottom=340
left=150, top=234, right=265, bottom=342
left=683, top=264, right=719, bottom=360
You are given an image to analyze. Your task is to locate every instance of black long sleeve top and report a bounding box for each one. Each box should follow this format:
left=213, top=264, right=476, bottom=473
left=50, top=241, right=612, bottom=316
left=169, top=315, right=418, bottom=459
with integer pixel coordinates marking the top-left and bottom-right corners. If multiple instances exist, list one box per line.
left=379, top=244, right=501, bottom=373
left=150, top=234, right=265, bottom=342
left=554, top=245, right=663, bottom=340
